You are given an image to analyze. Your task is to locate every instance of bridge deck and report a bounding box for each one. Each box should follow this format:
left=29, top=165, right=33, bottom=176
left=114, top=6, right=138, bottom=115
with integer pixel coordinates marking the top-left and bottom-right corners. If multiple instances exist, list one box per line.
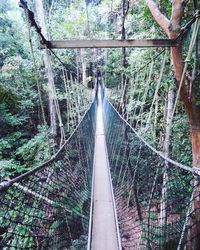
left=90, top=87, right=119, bottom=250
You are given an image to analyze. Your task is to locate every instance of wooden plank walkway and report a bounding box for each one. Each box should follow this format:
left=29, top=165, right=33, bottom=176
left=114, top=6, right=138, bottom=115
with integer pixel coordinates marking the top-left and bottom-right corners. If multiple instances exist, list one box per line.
left=90, top=87, right=119, bottom=250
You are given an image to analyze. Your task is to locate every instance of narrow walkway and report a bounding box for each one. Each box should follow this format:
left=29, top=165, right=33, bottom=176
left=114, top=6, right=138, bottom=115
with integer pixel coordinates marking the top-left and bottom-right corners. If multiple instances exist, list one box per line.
left=91, top=86, right=119, bottom=250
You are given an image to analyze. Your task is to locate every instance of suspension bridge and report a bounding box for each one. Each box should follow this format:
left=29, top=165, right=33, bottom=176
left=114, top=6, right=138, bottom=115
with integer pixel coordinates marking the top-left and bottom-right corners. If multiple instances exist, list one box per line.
left=0, top=80, right=200, bottom=249
left=1, top=1, right=200, bottom=250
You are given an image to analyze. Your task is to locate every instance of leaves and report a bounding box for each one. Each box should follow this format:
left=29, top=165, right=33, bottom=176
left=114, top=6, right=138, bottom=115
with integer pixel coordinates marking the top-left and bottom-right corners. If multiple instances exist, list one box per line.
left=16, top=126, right=50, bottom=165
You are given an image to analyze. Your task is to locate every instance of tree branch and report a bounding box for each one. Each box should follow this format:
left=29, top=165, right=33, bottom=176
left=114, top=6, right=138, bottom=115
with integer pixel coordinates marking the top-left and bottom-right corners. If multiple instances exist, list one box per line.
left=169, top=0, right=186, bottom=38
left=145, top=0, right=170, bottom=36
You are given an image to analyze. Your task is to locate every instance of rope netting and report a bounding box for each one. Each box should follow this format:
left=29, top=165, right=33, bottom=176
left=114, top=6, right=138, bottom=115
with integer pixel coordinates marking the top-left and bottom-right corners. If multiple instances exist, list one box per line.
left=0, top=99, right=96, bottom=249
left=103, top=96, right=200, bottom=250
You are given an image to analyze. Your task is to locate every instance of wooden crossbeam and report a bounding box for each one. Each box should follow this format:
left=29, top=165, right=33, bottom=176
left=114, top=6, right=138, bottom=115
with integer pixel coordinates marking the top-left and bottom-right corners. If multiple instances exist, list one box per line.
left=40, top=39, right=178, bottom=49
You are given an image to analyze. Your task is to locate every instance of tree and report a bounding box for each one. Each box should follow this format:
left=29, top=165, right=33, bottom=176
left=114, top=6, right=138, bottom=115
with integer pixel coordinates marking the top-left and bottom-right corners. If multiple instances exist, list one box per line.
left=121, top=0, right=129, bottom=118
left=146, top=0, right=200, bottom=248
left=35, top=0, right=57, bottom=150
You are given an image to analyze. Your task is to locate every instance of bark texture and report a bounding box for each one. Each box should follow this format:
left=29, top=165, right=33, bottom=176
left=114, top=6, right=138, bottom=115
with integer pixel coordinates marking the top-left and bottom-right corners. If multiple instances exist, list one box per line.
left=35, top=0, right=57, bottom=141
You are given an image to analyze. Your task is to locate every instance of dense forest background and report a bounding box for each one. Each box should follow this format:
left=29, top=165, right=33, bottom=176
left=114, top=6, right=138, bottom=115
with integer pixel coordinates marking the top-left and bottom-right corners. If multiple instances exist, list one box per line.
left=0, top=0, right=199, bottom=181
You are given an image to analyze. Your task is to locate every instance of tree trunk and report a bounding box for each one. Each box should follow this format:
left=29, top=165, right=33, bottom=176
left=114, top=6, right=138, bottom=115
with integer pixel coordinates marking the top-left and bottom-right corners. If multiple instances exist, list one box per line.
left=170, top=27, right=200, bottom=250
left=80, top=48, right=87, bottom=86
left=76, top=49, right=80, bottom=83
left=35, top=0, right=57, bottom=144
left=121, top=0, right=129, bottom=118
left=146, top=1, right=200, bottom=248
left=164, top=85, right=175, bottom=161
left=104, top=49, right=108, bottom=86
left=146, top=0, right=200, bottom=167
left=160, top=85, right=174, bottom=227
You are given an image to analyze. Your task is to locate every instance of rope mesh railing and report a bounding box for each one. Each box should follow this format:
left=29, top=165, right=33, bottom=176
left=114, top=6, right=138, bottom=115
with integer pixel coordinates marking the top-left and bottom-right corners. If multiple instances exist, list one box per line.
left=103, top=96, right=200, bottom=250
left=0, top=99, right=97, bottom=249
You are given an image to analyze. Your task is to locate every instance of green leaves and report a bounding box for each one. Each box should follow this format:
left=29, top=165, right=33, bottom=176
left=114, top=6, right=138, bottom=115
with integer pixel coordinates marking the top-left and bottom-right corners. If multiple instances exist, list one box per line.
left=0, top=160, right=27, bottom=179
left=16, top=126, right=50, bottom=165
left=171, top=114, right=192, bottom=166
left=0, top=85, right=19, bottom=110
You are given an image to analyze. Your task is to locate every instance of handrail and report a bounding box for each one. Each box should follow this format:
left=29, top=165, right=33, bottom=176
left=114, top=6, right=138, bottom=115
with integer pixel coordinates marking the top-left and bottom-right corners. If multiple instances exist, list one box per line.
left=0, top=95, right=97, bottom=191
left=105, top=97, right=200, bottom=176
left=102, top=82, right=122, bottom=250
left=105, top=135, right=122, bottom=250
left=87, top=146, right=95, bottom=250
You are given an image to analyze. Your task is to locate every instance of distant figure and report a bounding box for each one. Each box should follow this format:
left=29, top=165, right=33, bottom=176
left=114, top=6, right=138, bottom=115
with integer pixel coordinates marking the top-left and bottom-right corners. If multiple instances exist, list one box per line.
left=95, top=69, right=102, bottom=89
left=96, top=69, right=101, bottom=80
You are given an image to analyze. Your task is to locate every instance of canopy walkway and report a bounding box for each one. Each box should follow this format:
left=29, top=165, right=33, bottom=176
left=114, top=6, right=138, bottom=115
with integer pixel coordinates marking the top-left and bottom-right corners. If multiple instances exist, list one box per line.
left=0, top=82, right=200, bottom=249
left=89, top=85, right=119, bottom=250
left=1, top=3, right=200, bottom=249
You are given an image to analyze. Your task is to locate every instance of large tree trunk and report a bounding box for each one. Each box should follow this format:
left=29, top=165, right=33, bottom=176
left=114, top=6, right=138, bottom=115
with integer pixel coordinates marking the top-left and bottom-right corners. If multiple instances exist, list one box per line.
left=35, top=0, right=57, bottom=145
left=169, top=13, right=200, bottom=169
left=146, top=0, right=200, bottom=248
left=146, top=0, right=200, bottom=167
left=170, top=27, right=200, bottom=250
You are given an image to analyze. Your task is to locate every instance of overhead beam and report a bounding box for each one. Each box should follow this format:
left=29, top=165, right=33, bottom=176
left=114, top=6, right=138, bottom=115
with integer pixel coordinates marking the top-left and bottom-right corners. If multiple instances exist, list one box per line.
left=40, top=39, right=178, bottom=49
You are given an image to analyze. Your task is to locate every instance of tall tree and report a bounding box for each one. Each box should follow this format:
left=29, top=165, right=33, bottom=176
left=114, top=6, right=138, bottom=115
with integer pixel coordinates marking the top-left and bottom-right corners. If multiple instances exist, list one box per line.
left=146, top=0, right=200, bottom=248
left=160, top=85, right=175, bottom=225
left=121, top=0, right=129, bottom=117
left=80, top=48, right=87, bottom=86
left=35, top=0, right=57, bottom=149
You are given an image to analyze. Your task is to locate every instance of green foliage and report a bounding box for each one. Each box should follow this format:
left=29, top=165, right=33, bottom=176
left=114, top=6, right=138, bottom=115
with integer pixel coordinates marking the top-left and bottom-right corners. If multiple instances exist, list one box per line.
left=0, top=84, right=19, bottom=110
left=0, top=0, right=51, bottom=180
left=16, top=126, right=50, bottom=165
left=71, top=235, right=88, bottom=249
left=1, top=0, right=190, bottom=169
left=0, top=0, right=197, bottom=249
left=171, top=114, right=192, bottom=166
left=0, top=131, right=26, bottom=158
left=0, top=160, right=27, bottom=179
